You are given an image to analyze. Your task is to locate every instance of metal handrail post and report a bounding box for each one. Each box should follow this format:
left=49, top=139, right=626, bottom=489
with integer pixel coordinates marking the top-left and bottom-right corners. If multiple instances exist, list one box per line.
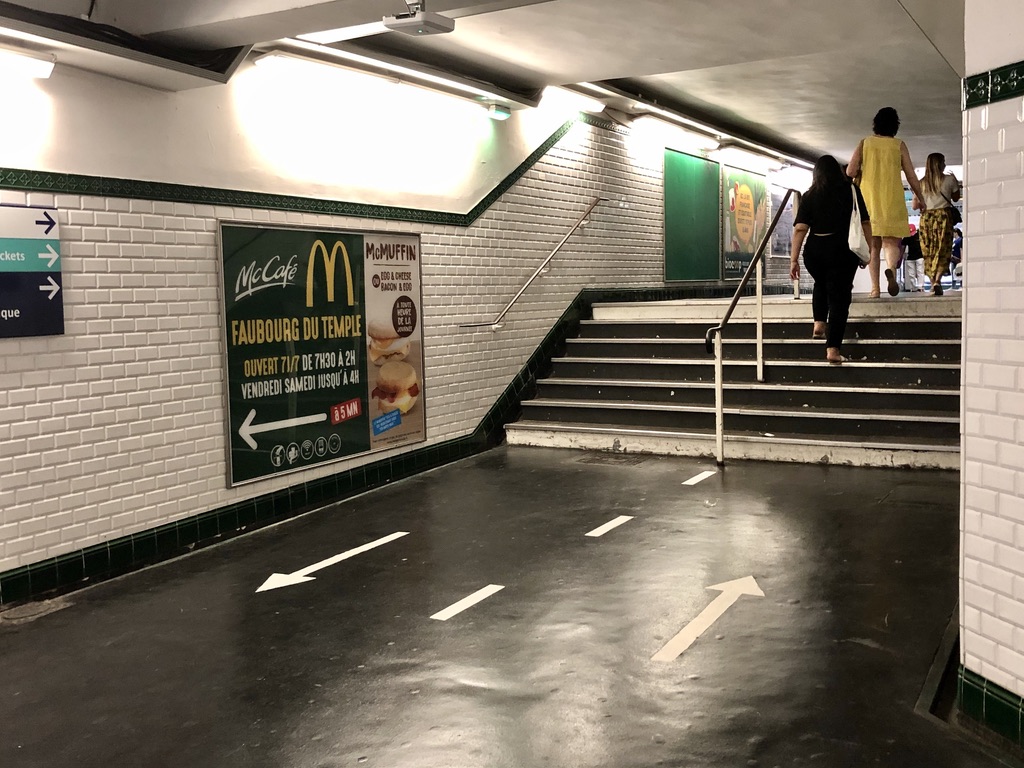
left=704, top=187, right=796, bottom=465
left=756, top=248, right=764, bottom=382
left=714, top=331, right=724, bottom=464
left=460, top=196, right=608, bottom=330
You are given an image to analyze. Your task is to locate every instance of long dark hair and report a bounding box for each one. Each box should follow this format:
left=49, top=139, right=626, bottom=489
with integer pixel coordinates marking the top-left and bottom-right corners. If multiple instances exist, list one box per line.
left=807, top=154, right=849, bottom=196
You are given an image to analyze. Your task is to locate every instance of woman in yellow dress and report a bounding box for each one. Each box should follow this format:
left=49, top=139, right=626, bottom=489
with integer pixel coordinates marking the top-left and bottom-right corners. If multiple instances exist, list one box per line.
left=847, top=107, right=928, bottom=297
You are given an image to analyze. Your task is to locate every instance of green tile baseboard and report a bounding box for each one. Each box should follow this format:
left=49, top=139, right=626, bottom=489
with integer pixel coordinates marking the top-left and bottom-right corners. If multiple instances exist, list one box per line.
left=0, top=281, right=782, bottom=607
left=958, top=665, right=1024, bottom=750
left=964, top=59, right=1024, bottom=109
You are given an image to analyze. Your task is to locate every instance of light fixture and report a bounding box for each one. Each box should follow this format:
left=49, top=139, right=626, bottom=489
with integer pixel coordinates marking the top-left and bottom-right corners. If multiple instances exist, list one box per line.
left=0, top=47, right=54, bottom=79
left=382, top=0, right=455, bottom=36
left=298, top=21, right=389, bottom=45
left=710, top=144, right=785, bottom=175
left=629, top=114, right=719, bottom=155
left=540, top=86, right=605, bottom=115
left=252, top=43, right=533, bottom=107
left=487, top=103, right=512, bottom=121
left=575, top=81, right=814, bottom=171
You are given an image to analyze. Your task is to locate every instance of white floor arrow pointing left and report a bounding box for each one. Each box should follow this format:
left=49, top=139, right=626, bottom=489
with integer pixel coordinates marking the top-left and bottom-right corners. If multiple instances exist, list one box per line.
left=256, top=531, right=410, bottom=592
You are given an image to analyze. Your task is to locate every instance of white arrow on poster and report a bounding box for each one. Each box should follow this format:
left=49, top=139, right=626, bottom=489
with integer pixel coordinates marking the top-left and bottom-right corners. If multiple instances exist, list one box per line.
left=37, top=243, right=59, bottom=268
left=0, top=204, right=63, bottom=339
left=239, top=408, right=328, bottom=450
left=37, top=275, right=60, bottom=300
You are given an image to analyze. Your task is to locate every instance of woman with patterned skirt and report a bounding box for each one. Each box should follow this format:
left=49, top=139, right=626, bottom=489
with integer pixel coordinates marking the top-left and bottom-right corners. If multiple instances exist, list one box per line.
left=913, top=152, right=961, bottom=296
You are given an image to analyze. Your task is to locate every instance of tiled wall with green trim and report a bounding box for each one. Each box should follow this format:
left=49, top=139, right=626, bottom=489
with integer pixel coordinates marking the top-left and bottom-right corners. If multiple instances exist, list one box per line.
left=958, top=666, right=1024, bottom=752
left=0, top=282, right=774, bottom=606
left=0, top=113, right=788, bottom=599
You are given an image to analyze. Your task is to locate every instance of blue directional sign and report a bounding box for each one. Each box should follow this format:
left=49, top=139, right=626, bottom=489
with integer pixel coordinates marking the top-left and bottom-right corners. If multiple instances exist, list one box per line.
left=0, top=205, right=63, bottom=338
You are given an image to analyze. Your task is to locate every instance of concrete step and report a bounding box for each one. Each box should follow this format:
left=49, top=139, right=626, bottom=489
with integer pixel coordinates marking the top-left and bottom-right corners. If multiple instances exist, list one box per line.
left=565, top=337, right=961, bottom=364
left=504, top=421, right=959, bottom=470
left=519, top=398, right=960, bottom=442
left=592, top=293, right=963, bottom=322
left=578, top=317, right=963, bottom=342
left=535, top=378, right=960, bottom=412
left=551, top=356, right=961, bottom=388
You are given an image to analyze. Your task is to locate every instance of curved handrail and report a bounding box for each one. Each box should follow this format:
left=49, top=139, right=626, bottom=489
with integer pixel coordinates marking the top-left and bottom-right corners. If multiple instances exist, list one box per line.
left=704, top=187, right=797, bottom=465
left=460, top=196, right=608, bottom=330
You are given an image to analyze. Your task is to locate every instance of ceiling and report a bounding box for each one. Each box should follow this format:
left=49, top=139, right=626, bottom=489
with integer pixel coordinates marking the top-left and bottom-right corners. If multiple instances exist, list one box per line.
left=0, top=0, right=966, bottom=165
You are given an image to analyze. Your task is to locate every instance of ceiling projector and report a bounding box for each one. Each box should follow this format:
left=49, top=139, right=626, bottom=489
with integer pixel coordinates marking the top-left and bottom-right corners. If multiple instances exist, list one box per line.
left=382, top=9, right=455, bottom=35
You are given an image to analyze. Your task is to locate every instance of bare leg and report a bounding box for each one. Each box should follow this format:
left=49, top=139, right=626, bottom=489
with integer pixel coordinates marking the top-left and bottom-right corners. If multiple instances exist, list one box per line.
left=868, top=236, right=882, bottom=297
left=882, top=236, right=901, bottom=296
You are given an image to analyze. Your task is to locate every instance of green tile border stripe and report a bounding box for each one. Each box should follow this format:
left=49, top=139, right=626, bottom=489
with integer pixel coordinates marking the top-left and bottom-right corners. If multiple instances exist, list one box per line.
left=959, top=665, right=1024, bottom=749
left=0, top=282, right=783, bottom=607
left=0, top=119, right=577, bottom=228
left=0, top=432, right=488, bottom=606
left=964, top=59, right=1024, bottom=109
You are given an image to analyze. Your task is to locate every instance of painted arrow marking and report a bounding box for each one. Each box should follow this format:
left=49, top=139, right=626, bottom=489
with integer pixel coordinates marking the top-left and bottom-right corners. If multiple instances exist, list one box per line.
left=256, top=531, right=410, bottom=592
left=652, top=576, right=764, bottom=662
left=37, top=243, right=59, bottom=268
left=38, top=275, right=60, bottom=300
left=239, top=408, right=327, bottom=449
left=35, top=210, right=56, bottom=235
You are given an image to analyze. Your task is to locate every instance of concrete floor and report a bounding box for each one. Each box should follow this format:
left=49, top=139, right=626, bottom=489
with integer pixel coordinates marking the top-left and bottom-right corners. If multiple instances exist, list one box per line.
left=0, top=447, right=1005, bottom=767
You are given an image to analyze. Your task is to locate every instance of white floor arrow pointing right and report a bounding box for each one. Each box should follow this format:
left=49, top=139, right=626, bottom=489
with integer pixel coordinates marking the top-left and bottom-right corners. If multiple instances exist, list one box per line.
left=652, top=576, right=764, bottom=662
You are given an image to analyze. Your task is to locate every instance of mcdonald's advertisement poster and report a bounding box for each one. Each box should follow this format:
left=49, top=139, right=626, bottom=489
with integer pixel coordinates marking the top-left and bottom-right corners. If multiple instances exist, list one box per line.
left=721, top=166, right=768, bottom=280
left=219, top=224, right=425, bottom=486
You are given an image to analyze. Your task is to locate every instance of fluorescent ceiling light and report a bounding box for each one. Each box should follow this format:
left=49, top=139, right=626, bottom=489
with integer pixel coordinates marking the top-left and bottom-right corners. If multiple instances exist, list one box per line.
left=629, top=115, right=719, bottom=154
left=711, top=145, right=784, bottom=174
left=542, top=86, right=604, bottom=115
left=298, top=22, right=389, bottom=45
left=257, top=42, right=508, bottom=103
left=576, top=82, right=813, bottom=170
left=0, top=47, right=54, bottom=79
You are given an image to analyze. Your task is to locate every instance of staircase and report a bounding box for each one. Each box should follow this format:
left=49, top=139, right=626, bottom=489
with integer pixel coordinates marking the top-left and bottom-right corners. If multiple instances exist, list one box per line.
left=505, top=294, right=962, bottom=469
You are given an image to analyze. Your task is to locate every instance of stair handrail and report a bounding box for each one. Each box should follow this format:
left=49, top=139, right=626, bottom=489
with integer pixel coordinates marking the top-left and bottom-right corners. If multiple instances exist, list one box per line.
left=460, top=196, right=609, bottom=330
left=704, top=188, right=797, bottom=465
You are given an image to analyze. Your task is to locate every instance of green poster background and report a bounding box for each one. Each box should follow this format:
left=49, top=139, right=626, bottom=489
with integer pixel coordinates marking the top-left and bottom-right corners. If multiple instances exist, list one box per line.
left=664, top=149, right=721, bottom=281
left=221, top=224, right=370, bottom=485
left=722, top=166, right=768, bottom=280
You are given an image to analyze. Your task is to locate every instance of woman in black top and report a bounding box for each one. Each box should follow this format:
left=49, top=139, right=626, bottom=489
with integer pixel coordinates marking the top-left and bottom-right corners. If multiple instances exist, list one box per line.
left=789, top=155, right=871, bottom=364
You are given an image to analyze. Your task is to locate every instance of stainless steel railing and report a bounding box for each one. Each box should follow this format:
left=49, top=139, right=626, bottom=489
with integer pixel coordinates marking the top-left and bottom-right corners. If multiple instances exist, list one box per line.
left=704, top=188, right=797, bottom=465
left=459, top=196, right=608, bottom=330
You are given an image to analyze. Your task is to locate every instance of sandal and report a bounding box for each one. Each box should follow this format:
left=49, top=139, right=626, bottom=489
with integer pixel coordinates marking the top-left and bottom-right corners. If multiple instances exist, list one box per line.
left=884, top=268, right=900, bottom=296
left=827, top=354, right=849, bottom=365
left=812, top=322, right=827, bottom=340
left=867, top=289, right=880, bottom=299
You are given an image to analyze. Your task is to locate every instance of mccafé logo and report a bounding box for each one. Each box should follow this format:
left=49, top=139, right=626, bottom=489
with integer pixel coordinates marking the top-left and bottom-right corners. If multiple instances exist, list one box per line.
left=306, top=239, right=356, bottom=308
left=234, top=254, right=298, bottom=302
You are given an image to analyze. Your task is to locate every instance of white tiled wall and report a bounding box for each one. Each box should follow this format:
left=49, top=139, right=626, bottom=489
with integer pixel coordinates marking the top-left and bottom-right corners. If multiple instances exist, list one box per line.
left=961, top=96, right=1024, bottom=696
left=0, top=120, right=667, bottom=573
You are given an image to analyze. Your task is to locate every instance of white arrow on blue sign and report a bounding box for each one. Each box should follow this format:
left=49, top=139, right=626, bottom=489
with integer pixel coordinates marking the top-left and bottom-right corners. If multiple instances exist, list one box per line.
left=0, top=205, right=63, bottom=338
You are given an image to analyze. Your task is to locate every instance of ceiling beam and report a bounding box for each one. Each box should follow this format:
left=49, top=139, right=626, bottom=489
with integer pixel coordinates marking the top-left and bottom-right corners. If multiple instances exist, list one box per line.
left=91, top=0, right=554, bottom=48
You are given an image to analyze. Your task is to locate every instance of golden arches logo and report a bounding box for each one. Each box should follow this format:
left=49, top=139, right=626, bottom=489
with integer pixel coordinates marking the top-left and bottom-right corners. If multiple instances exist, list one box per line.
left=306, top=240, right=356, bottom=308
